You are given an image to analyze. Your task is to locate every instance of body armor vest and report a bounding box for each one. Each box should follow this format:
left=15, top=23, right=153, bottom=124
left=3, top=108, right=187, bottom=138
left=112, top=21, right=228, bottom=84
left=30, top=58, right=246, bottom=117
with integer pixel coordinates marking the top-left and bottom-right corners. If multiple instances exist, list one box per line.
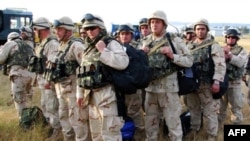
left=4, top=40, right=34, bottom=75
left=144, top=35, right=177, bottom=79
left=226, top=45, right=244, bottom=80
left=78, top=47, right=110, bottom=89
left=191, top=40, right=213, bottom=84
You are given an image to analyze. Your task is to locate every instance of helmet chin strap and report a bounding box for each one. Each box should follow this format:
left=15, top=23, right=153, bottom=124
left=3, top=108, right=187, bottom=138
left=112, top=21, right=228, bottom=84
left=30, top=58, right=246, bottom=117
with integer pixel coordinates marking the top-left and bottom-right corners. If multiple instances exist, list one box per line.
left=60, top=30, right=69, bottom=42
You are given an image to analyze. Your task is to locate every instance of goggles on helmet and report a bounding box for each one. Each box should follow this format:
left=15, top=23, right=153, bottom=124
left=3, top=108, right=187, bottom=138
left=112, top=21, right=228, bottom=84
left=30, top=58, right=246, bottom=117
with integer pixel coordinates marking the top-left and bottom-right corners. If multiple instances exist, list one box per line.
left=53, top=20, right=74, bottom=28
left=30, top=21, right=50, bottom=29
left=81, top=13, right=103, bottom=24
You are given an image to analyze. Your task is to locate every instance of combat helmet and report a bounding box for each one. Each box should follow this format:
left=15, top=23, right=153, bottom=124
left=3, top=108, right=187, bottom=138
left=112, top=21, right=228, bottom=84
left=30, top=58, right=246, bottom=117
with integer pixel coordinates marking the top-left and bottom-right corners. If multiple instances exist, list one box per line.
left=148, top=10, right=168, bottom=26
left=225, top=28, right=240, bottom=39
left=193, top=18, right=210, bottom=31
left=81, top=13, right=105, bottom=29
left=117, top=23, right=134, bottom=35
left=20, top=26, right=33, bottom=38
left=53, top=16, right=74, bottom=30
left=7, top=32, right=20, bottom=41
left=31, top=17, right=51, bottom=30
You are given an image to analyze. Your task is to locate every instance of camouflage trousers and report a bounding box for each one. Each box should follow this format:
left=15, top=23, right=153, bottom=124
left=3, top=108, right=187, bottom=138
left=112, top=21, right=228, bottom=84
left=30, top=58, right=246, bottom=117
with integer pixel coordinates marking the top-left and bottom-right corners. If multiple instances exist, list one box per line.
left=11, top=75, right=33, bottom=118
left=186, top=87, right=220, bottom=137
left=38, top=76, right=61, bottom=129
left=144, top=91, right=183, bottom=141
left=219, top=81, right=244, bottom=124
left=55, top=77, right=89, bottom=141
left=125, top=90, right=145, bottom=141
left=88, top=85, right=123, bottom=141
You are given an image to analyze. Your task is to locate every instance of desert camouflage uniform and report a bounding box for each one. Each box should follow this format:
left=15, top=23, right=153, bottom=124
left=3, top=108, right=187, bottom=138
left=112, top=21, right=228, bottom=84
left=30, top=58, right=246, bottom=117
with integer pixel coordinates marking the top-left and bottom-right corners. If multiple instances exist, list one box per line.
left=139, top=32, right=193, bottom=141
left=0, top=38, right=35, bottom=118
left=35, top=36, right=61, bottom=131
left=218, top=44, right=248, bottom=124
left=77, top=39, right=129, bottom=141
left=186, top=37, right=226, bottom=138
left=53, top=37, right=89, bottom=141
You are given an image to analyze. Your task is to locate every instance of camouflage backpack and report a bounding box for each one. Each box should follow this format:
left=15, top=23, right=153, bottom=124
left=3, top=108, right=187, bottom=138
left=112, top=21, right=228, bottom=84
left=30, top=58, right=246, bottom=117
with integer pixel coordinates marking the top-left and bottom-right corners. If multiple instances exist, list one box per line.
left=19, top=106, right=48, bottom=130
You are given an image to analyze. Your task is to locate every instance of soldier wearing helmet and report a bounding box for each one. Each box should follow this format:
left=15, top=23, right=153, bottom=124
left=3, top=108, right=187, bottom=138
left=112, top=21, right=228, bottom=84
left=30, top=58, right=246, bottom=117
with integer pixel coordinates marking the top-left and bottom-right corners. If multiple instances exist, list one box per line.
left=218, top=28, right=248, bottom=127
left=0, top=32, right=35, bottom=120
left=116, top=23, right=145, bottom=140
left=77, top=13, right=129, bottom=141
left=117, top=23, right=139, bottom=47
left=51, top=16, right=88, bottom=141
left=79, top=28, right=87, bottom=41
left=138, top=10, right=193, bottom=141
left=30, top=17, right=61, bottom=141
left=185, top=18, right=226, bottom=141
left=183, top=24, right=196, bottom=44
left=138, top=18, right=151, bottom=41
left=19, top=26, right=34, bottom=48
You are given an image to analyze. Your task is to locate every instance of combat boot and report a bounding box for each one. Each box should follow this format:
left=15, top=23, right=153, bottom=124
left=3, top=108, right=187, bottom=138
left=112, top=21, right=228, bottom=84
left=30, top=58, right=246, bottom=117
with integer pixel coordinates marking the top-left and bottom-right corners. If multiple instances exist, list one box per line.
left=45, top=128, right=62, bottom=141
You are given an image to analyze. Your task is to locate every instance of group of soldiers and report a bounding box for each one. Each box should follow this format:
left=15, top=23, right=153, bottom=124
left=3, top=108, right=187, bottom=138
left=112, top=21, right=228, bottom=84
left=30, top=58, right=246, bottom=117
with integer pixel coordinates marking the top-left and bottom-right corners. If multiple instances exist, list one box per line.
left=0, top=9, right=249, bottom=141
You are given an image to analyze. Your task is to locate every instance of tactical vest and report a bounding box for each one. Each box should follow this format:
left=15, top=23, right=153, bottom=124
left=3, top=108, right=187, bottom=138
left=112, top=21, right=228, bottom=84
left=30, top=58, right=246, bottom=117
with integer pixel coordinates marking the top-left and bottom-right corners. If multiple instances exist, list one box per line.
left=226, top=45, right=244, bottom=80
left=44, top=39, right=79, bottom=82
left=143, top=34, right=177, bottom=80
left=191, top=40, right=214, bottom=84
left=4, top=40, right=34, bottom=75
left=77, top=46, right=110, bottom=89
left=28, top=36, right=57, bottom=74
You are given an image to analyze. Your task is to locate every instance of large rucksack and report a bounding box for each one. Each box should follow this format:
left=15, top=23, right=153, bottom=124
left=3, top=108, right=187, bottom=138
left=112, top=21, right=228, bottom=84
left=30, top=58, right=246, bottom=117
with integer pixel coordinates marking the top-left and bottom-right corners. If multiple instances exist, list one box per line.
left=19, top=106, right=48, bottom=130
left=103, top=38, right=152, bottom=94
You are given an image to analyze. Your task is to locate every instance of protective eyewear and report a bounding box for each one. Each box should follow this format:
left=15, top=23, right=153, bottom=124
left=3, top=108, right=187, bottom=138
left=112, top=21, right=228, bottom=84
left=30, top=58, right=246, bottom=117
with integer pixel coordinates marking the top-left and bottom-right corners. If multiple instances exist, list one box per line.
left=81, top=13, right=103, bottom=23
left=226, top=36, right=237, bottom=39
left=53, top=20, right=74, bottom=28
left=139, top=18, right=148, bottom=25
left=84, top=26, right=98, bottom=31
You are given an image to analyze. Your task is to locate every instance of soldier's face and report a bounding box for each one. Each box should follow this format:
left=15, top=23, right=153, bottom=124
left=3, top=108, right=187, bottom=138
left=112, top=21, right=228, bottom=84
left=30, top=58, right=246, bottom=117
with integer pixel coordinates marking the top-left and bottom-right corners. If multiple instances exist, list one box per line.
left=84, top=26, right=100, bottom=40
left=150, top=19, right=165, bottom=35
left=195, top=25, right=208, bottom=39
left=119, top=31, right=133, bottom=44
left=140, top=25, right=151, bottom=36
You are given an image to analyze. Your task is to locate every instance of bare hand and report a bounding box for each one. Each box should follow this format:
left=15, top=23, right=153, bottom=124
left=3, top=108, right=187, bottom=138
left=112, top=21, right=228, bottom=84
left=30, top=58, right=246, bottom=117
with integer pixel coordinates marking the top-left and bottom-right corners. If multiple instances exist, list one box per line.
left=141, top=46, right=150, bottom=53
left=161, top=46, right=174, bottom=59
left=95, top=40, right=106, bottom=52
left=211, top=82, right=220, bottom=94
left=77, top=98, right=83, bottom=107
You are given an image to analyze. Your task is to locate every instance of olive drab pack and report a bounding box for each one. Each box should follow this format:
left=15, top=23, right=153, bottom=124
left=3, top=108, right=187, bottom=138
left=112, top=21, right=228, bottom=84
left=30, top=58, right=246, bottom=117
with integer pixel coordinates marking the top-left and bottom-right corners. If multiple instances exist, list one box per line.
left=27, top=36, right=57, bottom=74
left=3, top=40, right=34, bottom=75
left=19, top=106, right=48, bottom=130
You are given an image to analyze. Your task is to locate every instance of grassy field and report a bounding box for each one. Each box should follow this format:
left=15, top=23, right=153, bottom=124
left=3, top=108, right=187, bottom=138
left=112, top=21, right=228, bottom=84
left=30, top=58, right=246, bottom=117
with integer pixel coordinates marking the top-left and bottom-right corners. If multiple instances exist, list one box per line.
left=0, top=35, right=250, bottom=141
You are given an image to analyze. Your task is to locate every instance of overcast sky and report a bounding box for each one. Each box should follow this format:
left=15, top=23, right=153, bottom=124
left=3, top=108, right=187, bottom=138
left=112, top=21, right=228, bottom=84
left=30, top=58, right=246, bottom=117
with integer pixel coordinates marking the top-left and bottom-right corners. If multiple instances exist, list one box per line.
left=1, top=0, right=249, bottom=29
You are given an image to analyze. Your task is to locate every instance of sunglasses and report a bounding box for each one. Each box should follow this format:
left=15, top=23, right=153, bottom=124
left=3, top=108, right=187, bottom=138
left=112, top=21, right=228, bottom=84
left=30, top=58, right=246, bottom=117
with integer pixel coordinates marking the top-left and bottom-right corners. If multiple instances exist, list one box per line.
left=81, top=13, right=103, bottom=24
left=53, top=20, right=74, bottom=28
left=139, top=18, right=148, bottom=25
left=84, top=26, right=98, bottom=31
left=226, top=36, right=237, bottom=39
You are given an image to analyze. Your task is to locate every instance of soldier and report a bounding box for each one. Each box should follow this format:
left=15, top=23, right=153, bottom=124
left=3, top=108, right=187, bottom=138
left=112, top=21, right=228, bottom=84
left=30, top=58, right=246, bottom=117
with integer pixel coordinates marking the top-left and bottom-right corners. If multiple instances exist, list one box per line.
left=185, top=19, right=226, bottom=141
left=218, top=29, right=248, bottom=125
left=30, top=17, right=61, bottom=141
left=19, top=26, right=35, bottom=48
left=77, top=13, right=129, bottom=141
left=0, top=32, right=35, bottom=119
left=51, top=16, right=89, bottom=141
left=139, top=10, right=193, bottom=141
left=116, top=23, right=145, bottom=140
left=183, top=24, right=196, bottom=45
left=138, top=18, right=151, bottom=41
